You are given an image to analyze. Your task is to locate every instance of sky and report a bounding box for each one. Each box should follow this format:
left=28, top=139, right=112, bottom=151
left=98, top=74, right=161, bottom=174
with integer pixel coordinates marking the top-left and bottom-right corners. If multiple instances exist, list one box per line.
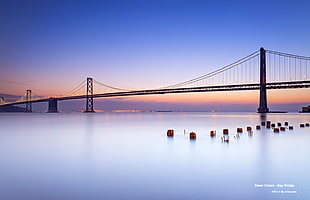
left=1, top=0, right=310, bottom=111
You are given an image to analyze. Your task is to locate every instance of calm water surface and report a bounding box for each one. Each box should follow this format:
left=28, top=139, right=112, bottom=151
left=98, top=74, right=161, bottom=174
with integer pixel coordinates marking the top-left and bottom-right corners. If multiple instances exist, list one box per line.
left=0, top=112, right=309, bottom=200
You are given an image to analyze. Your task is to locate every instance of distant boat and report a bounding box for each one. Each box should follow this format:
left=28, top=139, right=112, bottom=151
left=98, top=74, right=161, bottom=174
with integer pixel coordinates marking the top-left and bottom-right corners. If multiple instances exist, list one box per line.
left=300, top=105, right=310, bottom=113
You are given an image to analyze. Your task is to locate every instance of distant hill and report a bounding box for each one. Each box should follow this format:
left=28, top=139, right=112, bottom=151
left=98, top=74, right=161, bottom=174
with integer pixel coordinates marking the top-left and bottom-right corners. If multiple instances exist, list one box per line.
left=0, top=94, right=25, bottom=112
left=0, top=105, right=25, bottom=112
left=0, top=93, right=20, bottom=102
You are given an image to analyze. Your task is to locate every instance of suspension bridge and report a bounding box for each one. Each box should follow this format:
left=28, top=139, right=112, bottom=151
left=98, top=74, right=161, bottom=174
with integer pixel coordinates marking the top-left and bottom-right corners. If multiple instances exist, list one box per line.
left=1, top=48, right=310, bottom=113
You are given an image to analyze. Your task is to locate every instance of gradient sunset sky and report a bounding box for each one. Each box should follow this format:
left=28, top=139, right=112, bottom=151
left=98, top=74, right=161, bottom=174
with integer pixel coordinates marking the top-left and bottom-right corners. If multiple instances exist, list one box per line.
left=1, top=0, right=310, bottom=111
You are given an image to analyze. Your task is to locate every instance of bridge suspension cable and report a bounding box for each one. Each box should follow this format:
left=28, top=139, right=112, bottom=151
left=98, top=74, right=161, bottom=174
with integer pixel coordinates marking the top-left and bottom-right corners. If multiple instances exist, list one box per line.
left=266, top=50, right=310, bottom=60
left=88, top=50, right=262, bottom=92
left=63, top=79, right=86, bottom=96
left=93, top=79, right=133, bottom=92
left=17, top=91, right=43, bottom=102
left=266, top=50, right=310, bottom=83
left=162, top=50, right=260, bottom=89
left=80, top=50, right=263, bottom=92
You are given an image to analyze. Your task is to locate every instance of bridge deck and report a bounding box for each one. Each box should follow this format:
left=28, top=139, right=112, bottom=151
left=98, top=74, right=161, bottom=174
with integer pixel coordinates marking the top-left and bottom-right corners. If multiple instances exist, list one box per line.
left=1, top=81, right=310, bottom=106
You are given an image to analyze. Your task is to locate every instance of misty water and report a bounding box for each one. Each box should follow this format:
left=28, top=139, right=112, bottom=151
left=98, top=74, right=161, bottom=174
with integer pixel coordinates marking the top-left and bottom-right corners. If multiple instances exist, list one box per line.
left=0, top=112, right=309, bottom=200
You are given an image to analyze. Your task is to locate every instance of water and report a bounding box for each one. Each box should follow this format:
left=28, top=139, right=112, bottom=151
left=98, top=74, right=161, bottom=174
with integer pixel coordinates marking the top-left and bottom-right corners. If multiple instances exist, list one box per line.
left=0, top=112, right=309, bottom=200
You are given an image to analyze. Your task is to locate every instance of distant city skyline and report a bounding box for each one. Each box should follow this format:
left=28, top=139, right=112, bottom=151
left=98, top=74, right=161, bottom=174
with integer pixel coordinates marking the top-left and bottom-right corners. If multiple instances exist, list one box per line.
left=1, top=0, right=310, bottom=111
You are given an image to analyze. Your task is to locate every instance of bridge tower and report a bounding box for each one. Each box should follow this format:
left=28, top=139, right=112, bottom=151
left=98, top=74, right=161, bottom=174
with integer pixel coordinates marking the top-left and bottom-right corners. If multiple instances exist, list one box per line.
left=257, top=47, right=269, bottom=113
left=85, top=77, right=95, bottom=112
left=26, top=90, right=32, bottom=112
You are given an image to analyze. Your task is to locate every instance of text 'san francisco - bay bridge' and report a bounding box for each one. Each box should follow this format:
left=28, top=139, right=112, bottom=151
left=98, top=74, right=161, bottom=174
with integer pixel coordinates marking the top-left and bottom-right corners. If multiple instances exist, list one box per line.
left=1, top=48, right=310, bottom=113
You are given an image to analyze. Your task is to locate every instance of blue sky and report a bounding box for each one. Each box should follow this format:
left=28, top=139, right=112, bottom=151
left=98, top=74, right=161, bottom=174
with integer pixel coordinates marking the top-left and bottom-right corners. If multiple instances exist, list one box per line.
left=1, top=0, right=310, bottom=111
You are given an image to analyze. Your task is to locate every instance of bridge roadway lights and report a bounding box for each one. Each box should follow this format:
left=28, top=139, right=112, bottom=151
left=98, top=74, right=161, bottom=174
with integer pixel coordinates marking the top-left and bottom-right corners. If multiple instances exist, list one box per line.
left=47, top=98, right=59, bottom=113
left=83, top=110, right=95, bottom=113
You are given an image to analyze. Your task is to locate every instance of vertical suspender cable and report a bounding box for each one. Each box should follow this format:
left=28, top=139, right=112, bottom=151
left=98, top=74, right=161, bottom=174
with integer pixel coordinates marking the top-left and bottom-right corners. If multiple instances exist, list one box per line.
left=237, top=64, right=239, bottom=84
left=250, top=57, right=252, bottom=82
left=295, top=57, right=297, bottom=80
left=300, top=59, right=302, bottom=80
left=268, top=52, right=271, bottom=82
left=246, top=61, right=248, bottom=83
left=273, top=54, right=276, bottom=82
left=278, top=54, right=280, bottom=81
left=306, top=59, right=308, bottom=80
left=288, top=56, right=292, bottom=81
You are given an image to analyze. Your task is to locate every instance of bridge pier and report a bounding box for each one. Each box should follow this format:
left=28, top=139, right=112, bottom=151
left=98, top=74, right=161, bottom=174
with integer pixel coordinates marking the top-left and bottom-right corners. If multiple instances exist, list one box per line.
left=257, top=47, right=269, bottom=113
left=47, top=98, right=59, bottom=113
left=25, top=90, right=32, bottom=112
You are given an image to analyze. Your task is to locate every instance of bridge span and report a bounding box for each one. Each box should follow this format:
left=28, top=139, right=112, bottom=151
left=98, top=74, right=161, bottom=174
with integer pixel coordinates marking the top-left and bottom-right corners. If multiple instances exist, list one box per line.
left=1, top=48, right=309, bottom=112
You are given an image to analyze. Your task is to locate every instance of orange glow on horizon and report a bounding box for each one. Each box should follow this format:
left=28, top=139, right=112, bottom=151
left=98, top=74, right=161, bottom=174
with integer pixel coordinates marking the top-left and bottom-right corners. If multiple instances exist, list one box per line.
left=267, top=89, right=310, bottom=104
